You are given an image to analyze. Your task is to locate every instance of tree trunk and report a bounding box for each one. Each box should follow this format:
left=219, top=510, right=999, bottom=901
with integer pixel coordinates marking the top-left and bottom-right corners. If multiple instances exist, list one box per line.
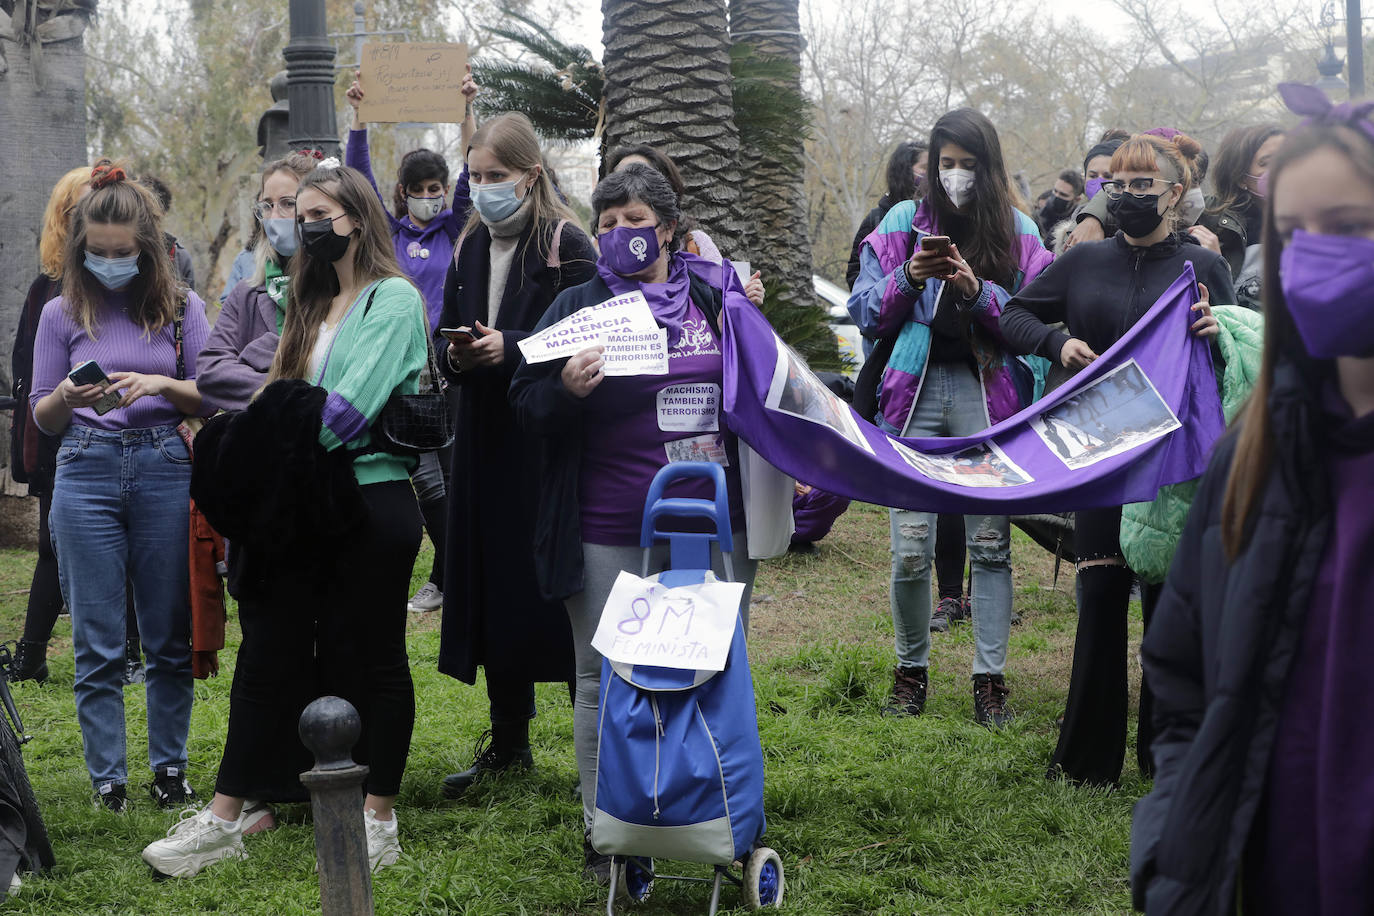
left=601, top=0, right=748, bottom=256
left=729, top=0, right=816, bottom=309
left=0, top=21, right=89, bottom=522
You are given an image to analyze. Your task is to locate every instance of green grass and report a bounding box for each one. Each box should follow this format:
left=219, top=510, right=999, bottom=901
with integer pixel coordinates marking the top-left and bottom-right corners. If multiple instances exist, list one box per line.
left=0, top=503, right=1145, bottom=914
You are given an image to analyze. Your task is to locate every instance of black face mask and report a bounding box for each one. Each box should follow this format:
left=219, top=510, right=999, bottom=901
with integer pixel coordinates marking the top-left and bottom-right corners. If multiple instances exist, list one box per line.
left=1107, top=193, right=1165, bottom=238
left=298, top=216, right=353, bottom=263
left=1039, top=195, right=1072, bottom=224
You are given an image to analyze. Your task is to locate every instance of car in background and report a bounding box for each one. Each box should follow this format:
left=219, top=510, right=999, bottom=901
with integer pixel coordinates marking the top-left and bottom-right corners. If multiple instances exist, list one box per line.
left=813, top=274, right=864, bottom=380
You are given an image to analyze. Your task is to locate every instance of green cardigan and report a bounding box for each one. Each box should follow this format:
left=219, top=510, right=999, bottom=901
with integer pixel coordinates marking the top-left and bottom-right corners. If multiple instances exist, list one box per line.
left=312, top=276, right=429, bottom=486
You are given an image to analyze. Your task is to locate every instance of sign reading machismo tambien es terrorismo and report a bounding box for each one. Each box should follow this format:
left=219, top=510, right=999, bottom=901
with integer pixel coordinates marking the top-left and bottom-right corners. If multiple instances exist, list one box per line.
left=358, top=42, right=469, bottom=124
left=517, top=291, right=669, bottom=376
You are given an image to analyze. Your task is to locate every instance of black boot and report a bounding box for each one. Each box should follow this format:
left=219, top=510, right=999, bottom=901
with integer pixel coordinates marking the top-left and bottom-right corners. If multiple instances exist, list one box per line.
left=123, top=638, right=145, bottom=685
left=440, top=721, right=533, bottom=798
left=10, top=640, right=49, bottom=684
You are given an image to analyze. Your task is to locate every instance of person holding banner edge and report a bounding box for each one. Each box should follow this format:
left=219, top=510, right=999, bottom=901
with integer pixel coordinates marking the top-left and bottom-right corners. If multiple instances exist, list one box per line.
left=999, top=131, right=1228, bottom=787
left=510, top=164, right=759, bottom=883
left=848, top=108, right=1054, bottom=727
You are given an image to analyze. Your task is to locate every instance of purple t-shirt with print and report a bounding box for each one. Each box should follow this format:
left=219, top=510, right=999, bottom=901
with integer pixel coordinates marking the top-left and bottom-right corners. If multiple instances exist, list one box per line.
left=578, top=301, right=745, bottom=546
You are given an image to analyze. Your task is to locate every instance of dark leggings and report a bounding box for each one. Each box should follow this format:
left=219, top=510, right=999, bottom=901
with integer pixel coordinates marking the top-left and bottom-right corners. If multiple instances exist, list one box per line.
left=935, top=513, right=967, bottom=601
left=216, top=481, right=421, bottom=799
left=1048, top=506, right=1157, bottom=786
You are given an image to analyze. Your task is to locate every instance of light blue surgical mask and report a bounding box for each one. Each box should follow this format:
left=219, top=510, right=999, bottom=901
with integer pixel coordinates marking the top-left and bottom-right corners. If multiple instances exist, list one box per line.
left=84, top=252, right=140, bottom=290
left=471, top=176, right=525, bottom=224
left=261, top=217, right=299, bottom=257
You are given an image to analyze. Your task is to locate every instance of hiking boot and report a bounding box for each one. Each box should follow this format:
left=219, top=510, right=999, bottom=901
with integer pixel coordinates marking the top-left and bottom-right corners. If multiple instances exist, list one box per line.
left=364, top=808, right=401, bottom=872
left=124, top=638, right=145, bottom=686
left=440, top=730, right=533, bottom=798
left=96, top=782, right=128, bottom=813
left=787, top=540, right=819, bottom=556
left=583, top=832, right=612, bottom=886
left=10, top=639, right=48, bottom=684
left=407, top=581, right=443, bottom=613
left=972, top=673, right=1012, bottom=728
left=881, top=665, right=928, bottom=717
left=930, top=597, right=969, bottom=632
left=141, top=807, right=246, bottom=878
left=148, top=766, right=197, bottom=809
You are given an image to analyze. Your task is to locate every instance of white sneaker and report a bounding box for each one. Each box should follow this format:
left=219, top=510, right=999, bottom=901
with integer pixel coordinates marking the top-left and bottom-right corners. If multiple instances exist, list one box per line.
left=407, top=581, right=442, bottom=612
left=364, top=808, right=401, bottom=871
left=141, top=807, right=246, bottom=878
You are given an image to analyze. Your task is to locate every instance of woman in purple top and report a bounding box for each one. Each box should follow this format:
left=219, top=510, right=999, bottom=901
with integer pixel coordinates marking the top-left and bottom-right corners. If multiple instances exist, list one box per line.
left=510, top=164, right=759, bottom=883
left=1132, top=84, right=1374, bottom=914
left=30, top=163, right=212, bottom=813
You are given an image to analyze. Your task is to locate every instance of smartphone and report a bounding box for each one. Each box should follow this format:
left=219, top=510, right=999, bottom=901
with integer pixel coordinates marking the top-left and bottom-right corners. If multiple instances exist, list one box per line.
left=439, top=326, right=479, bottom=343
left=67, top=359, right=121, bottom=416
left=920, top=235, right=952, bottom=257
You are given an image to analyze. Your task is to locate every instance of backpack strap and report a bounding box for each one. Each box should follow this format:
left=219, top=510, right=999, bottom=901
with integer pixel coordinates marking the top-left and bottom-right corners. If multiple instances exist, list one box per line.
left=174, top=295, right=187, bottom=381
left=545, top=219, right=568, bottom=269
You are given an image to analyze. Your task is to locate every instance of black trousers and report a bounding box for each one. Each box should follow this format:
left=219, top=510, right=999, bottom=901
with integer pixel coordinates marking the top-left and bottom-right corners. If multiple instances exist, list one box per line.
left=1048, top=505, right=1158, bottom=787
left=935, top=513, right=967, bottom=601
left=216, top=481, right=421, bottom=799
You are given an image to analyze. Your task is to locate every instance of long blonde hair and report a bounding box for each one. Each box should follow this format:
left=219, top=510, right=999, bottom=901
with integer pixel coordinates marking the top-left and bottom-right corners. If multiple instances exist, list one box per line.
left=461, top=113, right=581, bottom=263
left=61, top=162, right=181, bottom=337
left=249, top=151, right=323, bottom=286
left=269, top=165, right=407, bottom=380
left=40, top=166, right=99, bottom=279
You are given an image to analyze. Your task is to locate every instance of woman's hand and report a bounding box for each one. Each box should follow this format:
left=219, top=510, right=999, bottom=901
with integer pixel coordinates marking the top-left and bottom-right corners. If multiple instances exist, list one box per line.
left=904, top=245, right=950, bottom=284
left=346, top=70, right=365, bottom=129
left=461, top=64, right=478, bottom=103
left=1060, top=338, right=1098, bottom=370
left=743, top=271, right=764, bottom=307
left=1191, top=282, right=1219, bottom=338
left=945, top=242, right=980, bottom=299
left=447, top=321, right=505, bottom=370
left=106, top=371, right=170, bottom=409
left=59, top=379, right=109, bottom=410
left=1065, top=216, right=1105, bottom=252
left=561, top=346, right=605, bottom=398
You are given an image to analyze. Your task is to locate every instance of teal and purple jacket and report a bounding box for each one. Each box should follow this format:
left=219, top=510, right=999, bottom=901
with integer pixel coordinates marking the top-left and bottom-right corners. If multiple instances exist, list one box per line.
left=847, top=198, right=1054, bottom=433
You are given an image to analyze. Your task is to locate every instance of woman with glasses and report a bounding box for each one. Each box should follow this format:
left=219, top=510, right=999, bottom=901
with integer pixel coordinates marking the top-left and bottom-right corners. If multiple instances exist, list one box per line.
left=999, top=132, right=1232, bottom=787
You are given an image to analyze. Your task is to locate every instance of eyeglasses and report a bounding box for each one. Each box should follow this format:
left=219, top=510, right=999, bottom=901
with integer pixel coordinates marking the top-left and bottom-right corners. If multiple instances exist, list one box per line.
left=1100, top=178, right=1171, bottom=200
left=253, top=198, right=297, bottom=220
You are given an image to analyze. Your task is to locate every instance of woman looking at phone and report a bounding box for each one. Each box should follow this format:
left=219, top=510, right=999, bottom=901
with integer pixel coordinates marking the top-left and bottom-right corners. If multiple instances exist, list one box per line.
left=29, top=163, right=211, bottom=812
left=848, top=108, right=1053, bottom=727
left=434, top=112, right=596, bottom=799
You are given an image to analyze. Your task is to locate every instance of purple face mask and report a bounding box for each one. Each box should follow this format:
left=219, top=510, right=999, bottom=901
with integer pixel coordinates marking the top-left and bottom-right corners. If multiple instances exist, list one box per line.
left=599, top=225, right=662, bottom=277
left=1085, top=177, right=1107, bottom=200
left=1279, top=229, right=1374, bottom=358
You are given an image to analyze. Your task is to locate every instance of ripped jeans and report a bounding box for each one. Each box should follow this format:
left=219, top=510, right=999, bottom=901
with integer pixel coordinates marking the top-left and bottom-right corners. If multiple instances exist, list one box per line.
left=889, top=363, right=1013, bottom=675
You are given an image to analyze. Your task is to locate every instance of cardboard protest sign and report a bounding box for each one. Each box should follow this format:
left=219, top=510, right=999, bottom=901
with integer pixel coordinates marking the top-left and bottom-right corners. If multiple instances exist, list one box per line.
left=358, top=42, right=468, bottom=124
left=517, top=291, right=669, bottom=375
left=592, top=571, right=744, bottom=672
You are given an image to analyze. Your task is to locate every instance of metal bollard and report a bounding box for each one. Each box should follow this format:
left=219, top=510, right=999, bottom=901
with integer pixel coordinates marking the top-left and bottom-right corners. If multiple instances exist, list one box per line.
left=299, top=696, right=374, bottom=916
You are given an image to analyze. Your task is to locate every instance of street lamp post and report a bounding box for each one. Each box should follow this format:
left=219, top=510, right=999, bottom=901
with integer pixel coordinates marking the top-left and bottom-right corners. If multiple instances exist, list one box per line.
left=284, top=0, right=341, bottom=157
left=1348, top=0, right=1365, bottom=98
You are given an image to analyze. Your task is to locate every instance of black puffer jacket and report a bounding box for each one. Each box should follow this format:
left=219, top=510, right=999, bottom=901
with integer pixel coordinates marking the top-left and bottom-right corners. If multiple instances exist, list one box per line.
left=1131, top=359, right=1333, bottom=914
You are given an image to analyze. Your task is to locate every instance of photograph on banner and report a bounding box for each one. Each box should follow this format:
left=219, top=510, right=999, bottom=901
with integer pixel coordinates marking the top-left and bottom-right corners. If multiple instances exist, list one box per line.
left=889, top=438, right=1034, bottom=487
left=591, top=571, right=745, bottom=672
left=765, top=333, right=874, bottom=454
left=1031, top=359, right=1181, bottom=470
left=358, top=42, right=469, bottom=123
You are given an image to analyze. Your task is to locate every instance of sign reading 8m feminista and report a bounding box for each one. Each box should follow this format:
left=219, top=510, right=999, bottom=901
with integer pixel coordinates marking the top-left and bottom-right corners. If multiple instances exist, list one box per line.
left=358, top=42, right=468, bottom=124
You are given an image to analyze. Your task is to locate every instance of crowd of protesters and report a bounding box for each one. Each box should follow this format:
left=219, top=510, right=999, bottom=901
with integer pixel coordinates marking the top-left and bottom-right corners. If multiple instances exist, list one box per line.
left=4, top=59, right=1371, bottom=914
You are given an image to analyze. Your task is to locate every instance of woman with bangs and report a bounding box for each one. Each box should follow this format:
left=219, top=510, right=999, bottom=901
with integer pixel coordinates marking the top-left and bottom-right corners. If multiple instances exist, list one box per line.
left=1000, top=132, right=1232, bottom=787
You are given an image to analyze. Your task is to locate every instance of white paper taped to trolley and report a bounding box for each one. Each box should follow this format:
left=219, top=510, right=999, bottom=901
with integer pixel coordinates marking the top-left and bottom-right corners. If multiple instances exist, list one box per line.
left=592, top=570, right=744, bottom=672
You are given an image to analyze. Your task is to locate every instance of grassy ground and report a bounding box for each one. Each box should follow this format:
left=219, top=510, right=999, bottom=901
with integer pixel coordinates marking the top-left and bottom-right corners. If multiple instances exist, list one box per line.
left=0, top=502, right=1146, bottom=914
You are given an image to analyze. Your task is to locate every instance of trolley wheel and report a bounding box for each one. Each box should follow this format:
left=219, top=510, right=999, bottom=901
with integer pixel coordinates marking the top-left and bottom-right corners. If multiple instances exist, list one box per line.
left=744, top=847, right=784, bottom=909
left=615, top=856, right=654, bottom=904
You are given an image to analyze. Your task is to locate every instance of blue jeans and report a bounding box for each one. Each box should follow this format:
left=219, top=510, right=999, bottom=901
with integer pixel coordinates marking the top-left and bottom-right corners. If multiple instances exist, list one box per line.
left=889, top=364, right=1013, bottom=675
left=49, top=425, right=194, bottom=789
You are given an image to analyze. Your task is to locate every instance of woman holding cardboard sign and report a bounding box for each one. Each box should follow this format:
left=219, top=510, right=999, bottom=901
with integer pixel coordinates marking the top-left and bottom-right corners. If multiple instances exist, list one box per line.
left=509, top=163, right=760, bottom=884
left=434, top=112, right=596, bottom=801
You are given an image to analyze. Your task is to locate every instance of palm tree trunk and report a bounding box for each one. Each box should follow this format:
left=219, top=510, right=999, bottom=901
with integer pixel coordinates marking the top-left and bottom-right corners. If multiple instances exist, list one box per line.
left=729, top=0, right=816, bottom=309
left=601, top=0, right=748, bottom=256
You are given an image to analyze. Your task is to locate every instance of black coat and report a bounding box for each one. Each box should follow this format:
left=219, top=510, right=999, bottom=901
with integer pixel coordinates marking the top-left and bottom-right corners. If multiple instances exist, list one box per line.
left=845, top=193, right=896, bottom=290
left=10, top=274, right=61, bottom=494
left=1130, top=360, right=1333, bottom=914
left=509, top=271, right=726, bottom=602
left=435, top=218, right=596, bottom=685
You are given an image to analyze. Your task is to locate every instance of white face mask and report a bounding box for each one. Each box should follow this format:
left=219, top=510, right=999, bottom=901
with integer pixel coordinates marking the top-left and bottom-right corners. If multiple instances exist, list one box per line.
left=1176, top=187, right=1205, bottom=227
left=940, top=168, right=976, bottom=209
left=406, top=195, right=444, bottom=223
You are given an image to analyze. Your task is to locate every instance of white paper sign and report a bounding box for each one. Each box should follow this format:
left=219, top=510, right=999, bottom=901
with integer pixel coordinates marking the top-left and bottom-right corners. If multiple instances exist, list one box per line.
left=656, top=383, right=720, bottom=432
left=731, top=260, right=752, bottom=287
left=518, top=291, right=657, bottom=364
left=603, top=327, right=669, bottom=377
left=592, top=571, right=744, bottom=672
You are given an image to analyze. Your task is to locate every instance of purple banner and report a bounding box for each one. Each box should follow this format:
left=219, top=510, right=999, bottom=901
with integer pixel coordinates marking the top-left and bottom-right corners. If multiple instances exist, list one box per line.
left=723, top=264, right=1226, bottom=514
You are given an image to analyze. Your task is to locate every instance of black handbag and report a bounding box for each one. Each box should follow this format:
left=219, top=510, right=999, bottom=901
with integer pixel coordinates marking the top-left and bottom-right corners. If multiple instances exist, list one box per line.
left=363, top=287, right=455, bottom=455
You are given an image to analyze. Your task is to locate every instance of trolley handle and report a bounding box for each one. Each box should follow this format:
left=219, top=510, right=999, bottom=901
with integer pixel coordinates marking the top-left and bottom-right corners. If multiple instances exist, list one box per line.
left=639, top=462, right=732, bottom=551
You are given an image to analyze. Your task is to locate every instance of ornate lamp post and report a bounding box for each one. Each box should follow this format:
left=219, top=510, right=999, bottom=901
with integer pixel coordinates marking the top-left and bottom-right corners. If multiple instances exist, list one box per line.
left=284, top=0, right=341, bottom=157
